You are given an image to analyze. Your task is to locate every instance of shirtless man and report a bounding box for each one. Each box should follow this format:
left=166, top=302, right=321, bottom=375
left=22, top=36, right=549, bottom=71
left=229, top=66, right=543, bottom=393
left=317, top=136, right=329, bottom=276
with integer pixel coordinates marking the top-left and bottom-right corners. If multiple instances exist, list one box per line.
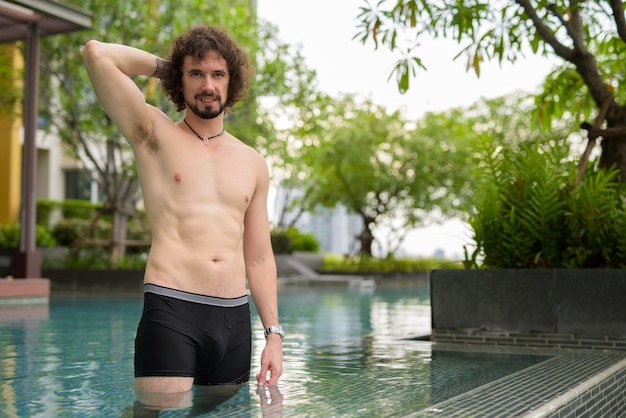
left=82, top=26, right=283, bottom=402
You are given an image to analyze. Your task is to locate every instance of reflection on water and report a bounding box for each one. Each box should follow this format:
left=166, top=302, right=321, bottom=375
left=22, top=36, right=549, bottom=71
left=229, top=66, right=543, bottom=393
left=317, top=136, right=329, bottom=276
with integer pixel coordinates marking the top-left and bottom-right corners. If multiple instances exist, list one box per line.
left=0, top=281, right=547, bottom=417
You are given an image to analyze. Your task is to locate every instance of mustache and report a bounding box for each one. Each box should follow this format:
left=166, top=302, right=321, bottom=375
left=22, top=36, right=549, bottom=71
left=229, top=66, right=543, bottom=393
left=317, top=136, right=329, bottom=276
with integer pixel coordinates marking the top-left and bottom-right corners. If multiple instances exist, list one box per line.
left=195, top=91, right=219, bottom=100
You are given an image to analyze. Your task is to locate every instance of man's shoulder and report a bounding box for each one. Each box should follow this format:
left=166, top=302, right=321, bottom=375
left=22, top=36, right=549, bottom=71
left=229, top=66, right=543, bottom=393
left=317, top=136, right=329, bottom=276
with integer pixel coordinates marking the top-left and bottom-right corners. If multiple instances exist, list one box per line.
left=148, top=105, right=175, bottom=123
left=227, top=136, right=264, bottom=158
left=230, top=139, right=269, bottom=177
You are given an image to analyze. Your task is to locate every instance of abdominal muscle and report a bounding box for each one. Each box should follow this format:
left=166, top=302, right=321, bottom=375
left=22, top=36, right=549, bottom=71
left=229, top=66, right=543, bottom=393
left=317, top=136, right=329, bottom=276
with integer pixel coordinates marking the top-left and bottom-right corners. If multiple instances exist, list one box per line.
left=142, top=206, right=248, bottom=298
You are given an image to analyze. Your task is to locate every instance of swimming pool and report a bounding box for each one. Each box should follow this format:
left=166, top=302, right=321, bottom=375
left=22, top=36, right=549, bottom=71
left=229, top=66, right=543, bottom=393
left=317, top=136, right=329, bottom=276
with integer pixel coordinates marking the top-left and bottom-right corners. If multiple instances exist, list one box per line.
left=0, top=281, right=549, bottom=417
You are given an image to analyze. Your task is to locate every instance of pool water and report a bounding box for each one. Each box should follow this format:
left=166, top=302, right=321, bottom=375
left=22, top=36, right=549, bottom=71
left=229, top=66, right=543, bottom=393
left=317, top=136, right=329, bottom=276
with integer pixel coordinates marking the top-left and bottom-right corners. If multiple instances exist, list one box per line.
left=0, top=282, right=549, bottom=417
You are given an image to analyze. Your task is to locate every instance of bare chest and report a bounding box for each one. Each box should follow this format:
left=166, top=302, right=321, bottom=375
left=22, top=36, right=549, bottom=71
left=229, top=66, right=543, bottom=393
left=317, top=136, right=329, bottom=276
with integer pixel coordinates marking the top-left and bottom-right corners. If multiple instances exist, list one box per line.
left=141, top=141, right=257, bottom=211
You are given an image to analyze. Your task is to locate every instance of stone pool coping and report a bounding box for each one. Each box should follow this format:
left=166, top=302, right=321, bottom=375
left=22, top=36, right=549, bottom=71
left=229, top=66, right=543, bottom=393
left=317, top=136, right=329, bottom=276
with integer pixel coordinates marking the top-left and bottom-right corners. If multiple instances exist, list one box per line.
left=0, top=278, right=50, bottom=301
left=411, top=347, right=626, bottom=418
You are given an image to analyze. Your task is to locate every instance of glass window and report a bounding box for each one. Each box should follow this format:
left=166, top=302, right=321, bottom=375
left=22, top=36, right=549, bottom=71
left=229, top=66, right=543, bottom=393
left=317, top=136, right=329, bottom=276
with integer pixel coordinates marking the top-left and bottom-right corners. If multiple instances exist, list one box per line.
left=64, top=169, right=92, bottom=200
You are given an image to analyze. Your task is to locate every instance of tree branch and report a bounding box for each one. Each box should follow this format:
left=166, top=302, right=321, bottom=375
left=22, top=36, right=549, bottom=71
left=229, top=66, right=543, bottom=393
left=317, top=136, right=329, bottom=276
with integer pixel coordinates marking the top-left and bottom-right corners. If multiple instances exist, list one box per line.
left=608, top=0, right=626, bottom=43
left=515, top=0, right=575, bottom=60
left=518, top=0, right=615, bottom=109
left=576, top=97, right=611, bottom=185
left=559, top=1, right=587, bottom=53
left=66, top=107, right=105, bottom=179
left=546, top=3, right=568, bottom=27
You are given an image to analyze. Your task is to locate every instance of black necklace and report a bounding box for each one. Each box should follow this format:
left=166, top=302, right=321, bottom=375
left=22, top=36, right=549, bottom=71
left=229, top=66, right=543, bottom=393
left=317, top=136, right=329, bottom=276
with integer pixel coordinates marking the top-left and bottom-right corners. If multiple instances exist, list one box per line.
left=184, top=119, right=225, bottom=146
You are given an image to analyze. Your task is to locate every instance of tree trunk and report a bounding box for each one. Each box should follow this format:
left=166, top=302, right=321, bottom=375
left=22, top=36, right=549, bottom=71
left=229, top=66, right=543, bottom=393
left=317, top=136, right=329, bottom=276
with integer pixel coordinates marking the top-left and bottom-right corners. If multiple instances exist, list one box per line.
left=110, top=209, right=128, bottom=266
left=357, top=214, right=375, bottom=256
left=600, top=105, right=626, bottom=181
left=599, top=134, right=626, bottom=181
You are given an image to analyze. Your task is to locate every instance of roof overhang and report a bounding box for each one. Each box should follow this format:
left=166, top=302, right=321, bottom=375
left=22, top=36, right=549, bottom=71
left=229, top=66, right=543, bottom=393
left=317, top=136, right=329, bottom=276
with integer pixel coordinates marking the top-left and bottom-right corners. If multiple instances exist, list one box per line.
left=0, top=0, right=91, bottom=43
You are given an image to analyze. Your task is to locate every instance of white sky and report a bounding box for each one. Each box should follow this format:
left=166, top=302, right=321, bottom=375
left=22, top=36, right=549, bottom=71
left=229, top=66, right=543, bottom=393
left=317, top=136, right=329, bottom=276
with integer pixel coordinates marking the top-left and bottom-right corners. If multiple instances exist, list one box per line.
left=257, top=0, right=559, bottom=259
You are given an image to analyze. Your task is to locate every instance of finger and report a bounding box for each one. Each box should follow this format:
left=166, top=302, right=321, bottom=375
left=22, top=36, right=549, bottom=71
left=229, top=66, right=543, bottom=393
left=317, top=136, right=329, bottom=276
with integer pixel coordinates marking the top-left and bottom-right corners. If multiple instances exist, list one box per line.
left=256, top=370, right=269, bottom=386
left=266, top=368, right=282, bottom=386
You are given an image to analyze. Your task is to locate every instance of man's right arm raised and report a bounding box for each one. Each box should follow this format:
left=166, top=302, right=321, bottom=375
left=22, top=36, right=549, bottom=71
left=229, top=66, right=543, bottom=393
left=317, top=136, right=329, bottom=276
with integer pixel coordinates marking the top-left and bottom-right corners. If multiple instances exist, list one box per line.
left=82, top=41, right=160, bottom=144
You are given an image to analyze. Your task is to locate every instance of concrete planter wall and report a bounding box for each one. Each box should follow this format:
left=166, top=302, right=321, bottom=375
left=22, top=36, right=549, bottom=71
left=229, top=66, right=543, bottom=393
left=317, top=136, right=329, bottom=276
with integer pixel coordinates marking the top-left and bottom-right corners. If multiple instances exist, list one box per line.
left=430, top=269, right=626, bottom=350
left=44, top=269, right=144, bottom=293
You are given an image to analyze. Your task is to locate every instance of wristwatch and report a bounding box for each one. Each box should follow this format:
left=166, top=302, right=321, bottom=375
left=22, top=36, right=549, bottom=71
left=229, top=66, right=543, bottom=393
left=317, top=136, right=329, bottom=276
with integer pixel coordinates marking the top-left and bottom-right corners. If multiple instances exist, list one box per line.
left=264, top=325, right=285, bottom=340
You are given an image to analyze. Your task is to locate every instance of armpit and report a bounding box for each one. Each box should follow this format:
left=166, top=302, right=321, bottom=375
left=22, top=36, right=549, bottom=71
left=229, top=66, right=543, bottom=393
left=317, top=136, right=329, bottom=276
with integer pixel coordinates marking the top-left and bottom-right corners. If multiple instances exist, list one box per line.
left=134, top=122, right=159, bottom=152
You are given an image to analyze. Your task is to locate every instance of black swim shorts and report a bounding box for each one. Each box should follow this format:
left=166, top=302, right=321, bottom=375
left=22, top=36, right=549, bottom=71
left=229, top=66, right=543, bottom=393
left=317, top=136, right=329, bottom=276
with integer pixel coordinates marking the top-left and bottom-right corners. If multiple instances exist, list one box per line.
left=134, top=283, right=252, bottom=385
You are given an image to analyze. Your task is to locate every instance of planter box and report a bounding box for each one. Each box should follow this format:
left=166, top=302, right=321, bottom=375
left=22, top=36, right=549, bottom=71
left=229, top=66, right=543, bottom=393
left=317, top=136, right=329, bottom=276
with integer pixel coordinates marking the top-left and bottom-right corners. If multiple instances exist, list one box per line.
left=430, top=269, right=626, bottom=350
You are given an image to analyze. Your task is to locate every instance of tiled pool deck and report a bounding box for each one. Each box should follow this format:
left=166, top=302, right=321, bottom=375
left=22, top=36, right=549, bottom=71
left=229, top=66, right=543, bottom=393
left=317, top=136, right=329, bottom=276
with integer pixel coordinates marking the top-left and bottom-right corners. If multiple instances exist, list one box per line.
left=413, top=345, right=626, bottom=417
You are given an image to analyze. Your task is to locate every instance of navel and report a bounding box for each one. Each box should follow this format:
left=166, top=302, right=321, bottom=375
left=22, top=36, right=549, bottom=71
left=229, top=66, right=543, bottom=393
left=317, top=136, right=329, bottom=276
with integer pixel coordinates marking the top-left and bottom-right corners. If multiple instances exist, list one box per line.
left=174, top=173, right=182, bottom=183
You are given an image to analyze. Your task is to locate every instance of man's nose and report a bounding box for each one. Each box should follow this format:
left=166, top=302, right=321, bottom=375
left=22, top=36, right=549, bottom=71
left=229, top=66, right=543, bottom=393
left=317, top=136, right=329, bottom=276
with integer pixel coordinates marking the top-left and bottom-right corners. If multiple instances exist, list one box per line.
left=202, top=76, right=215, bottom=91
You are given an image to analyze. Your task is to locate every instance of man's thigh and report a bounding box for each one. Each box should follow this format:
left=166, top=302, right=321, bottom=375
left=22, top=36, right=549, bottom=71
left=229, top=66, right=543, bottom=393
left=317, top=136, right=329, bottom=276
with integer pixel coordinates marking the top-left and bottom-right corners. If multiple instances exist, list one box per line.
left=135, top=376, right=195, bottom=408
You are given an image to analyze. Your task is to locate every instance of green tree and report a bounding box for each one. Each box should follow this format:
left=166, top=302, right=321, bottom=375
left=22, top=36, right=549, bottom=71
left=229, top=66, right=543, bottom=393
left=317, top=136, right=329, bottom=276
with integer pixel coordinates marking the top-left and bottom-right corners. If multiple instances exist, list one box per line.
left=401, top=92, right=556, bottom=219
left=355, top=0, right=626, bottom=180
left=284, top=94, right=472, bottom=256
left=38, top=0, right=317, bottom=263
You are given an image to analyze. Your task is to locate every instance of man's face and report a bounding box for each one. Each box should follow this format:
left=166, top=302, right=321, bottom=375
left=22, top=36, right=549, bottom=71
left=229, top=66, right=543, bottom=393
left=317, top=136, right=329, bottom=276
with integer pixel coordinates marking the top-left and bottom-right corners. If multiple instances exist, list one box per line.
left=181, top=50, right=229, bottom=119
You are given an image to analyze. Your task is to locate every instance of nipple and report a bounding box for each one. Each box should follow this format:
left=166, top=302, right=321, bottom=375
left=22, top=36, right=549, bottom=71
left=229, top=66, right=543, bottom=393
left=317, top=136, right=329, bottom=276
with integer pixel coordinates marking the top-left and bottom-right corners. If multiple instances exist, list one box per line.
left=174, top=173, right=182, bottom=183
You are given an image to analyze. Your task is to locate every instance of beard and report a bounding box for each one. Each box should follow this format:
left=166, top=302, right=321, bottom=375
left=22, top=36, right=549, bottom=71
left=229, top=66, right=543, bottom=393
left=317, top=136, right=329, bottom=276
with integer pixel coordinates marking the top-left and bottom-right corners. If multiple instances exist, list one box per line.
left=186, top=92, right=226, bottom=119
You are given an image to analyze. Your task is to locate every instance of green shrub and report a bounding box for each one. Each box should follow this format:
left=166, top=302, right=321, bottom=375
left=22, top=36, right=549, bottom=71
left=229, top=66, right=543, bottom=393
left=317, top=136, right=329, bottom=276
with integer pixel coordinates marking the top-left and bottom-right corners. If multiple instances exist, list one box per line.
left=562, top=168, right=626, bottom=268
left=51, top=218, right=89, bottom=246
left=0, top=223, right=20, bottom=249
left=36, top=199, right=63, bottom=226
left=469, top=134, right=626, bottom=268
left=37, top=199, right=106, bottom=224
left=51, top=218, right=112, bottom=246
left=271, top=230, right=292, bottom=254
left=61, top=199, right=101, bottom=220
left=126, top=217, right=150, bottom=239
left=286, top=227, right=319, bottom=252
left=38, top=226, right=57, bottom=248
left=0, top=223, right=56, bottom=249
left=321, top=253, right=462, bottom=274
left=126, top=219, right=151, bottom=254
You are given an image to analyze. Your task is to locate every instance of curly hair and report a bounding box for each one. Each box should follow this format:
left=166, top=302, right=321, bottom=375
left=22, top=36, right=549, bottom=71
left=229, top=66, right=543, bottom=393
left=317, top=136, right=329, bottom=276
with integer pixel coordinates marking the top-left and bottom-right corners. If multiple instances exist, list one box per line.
left=160, top=26, right=252, bottom=112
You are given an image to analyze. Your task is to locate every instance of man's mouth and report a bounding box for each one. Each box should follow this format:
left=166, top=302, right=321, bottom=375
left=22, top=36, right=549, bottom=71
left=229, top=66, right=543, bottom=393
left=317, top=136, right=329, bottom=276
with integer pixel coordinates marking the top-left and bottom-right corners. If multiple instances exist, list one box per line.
left=197, top=94, right=218, bottom=104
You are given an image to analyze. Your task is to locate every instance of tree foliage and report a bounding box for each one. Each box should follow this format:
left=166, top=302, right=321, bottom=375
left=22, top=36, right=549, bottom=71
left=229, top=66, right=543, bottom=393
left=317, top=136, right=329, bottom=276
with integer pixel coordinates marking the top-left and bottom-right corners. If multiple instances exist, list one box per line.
left=356, top=0, right=626, bottom=180
left=0, top=45, right=21, bottom=115
left=278, top=94, right=473, bottom=256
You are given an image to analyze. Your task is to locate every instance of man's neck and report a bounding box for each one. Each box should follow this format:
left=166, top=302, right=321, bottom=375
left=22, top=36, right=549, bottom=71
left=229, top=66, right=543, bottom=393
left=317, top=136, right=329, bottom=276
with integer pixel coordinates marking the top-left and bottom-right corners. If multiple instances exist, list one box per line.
left=183, top=113, right=224, bottom=137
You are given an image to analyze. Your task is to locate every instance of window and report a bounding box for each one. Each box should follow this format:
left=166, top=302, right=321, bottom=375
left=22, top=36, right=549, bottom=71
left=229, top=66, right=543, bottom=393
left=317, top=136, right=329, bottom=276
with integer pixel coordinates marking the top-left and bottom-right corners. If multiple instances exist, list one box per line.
left=64, top=169, right=92, bottom=200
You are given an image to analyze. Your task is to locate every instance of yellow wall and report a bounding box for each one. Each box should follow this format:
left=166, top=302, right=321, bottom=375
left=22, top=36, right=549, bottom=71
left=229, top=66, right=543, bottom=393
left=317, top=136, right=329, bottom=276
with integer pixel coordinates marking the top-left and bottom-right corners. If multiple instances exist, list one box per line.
left=0, top=44, right=23, bottom=224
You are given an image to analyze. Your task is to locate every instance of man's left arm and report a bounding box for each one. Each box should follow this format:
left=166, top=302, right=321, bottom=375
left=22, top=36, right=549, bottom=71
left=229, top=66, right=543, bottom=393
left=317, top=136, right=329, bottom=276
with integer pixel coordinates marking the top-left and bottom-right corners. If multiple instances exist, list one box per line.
left=244, top=157, right=283, bottom=386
